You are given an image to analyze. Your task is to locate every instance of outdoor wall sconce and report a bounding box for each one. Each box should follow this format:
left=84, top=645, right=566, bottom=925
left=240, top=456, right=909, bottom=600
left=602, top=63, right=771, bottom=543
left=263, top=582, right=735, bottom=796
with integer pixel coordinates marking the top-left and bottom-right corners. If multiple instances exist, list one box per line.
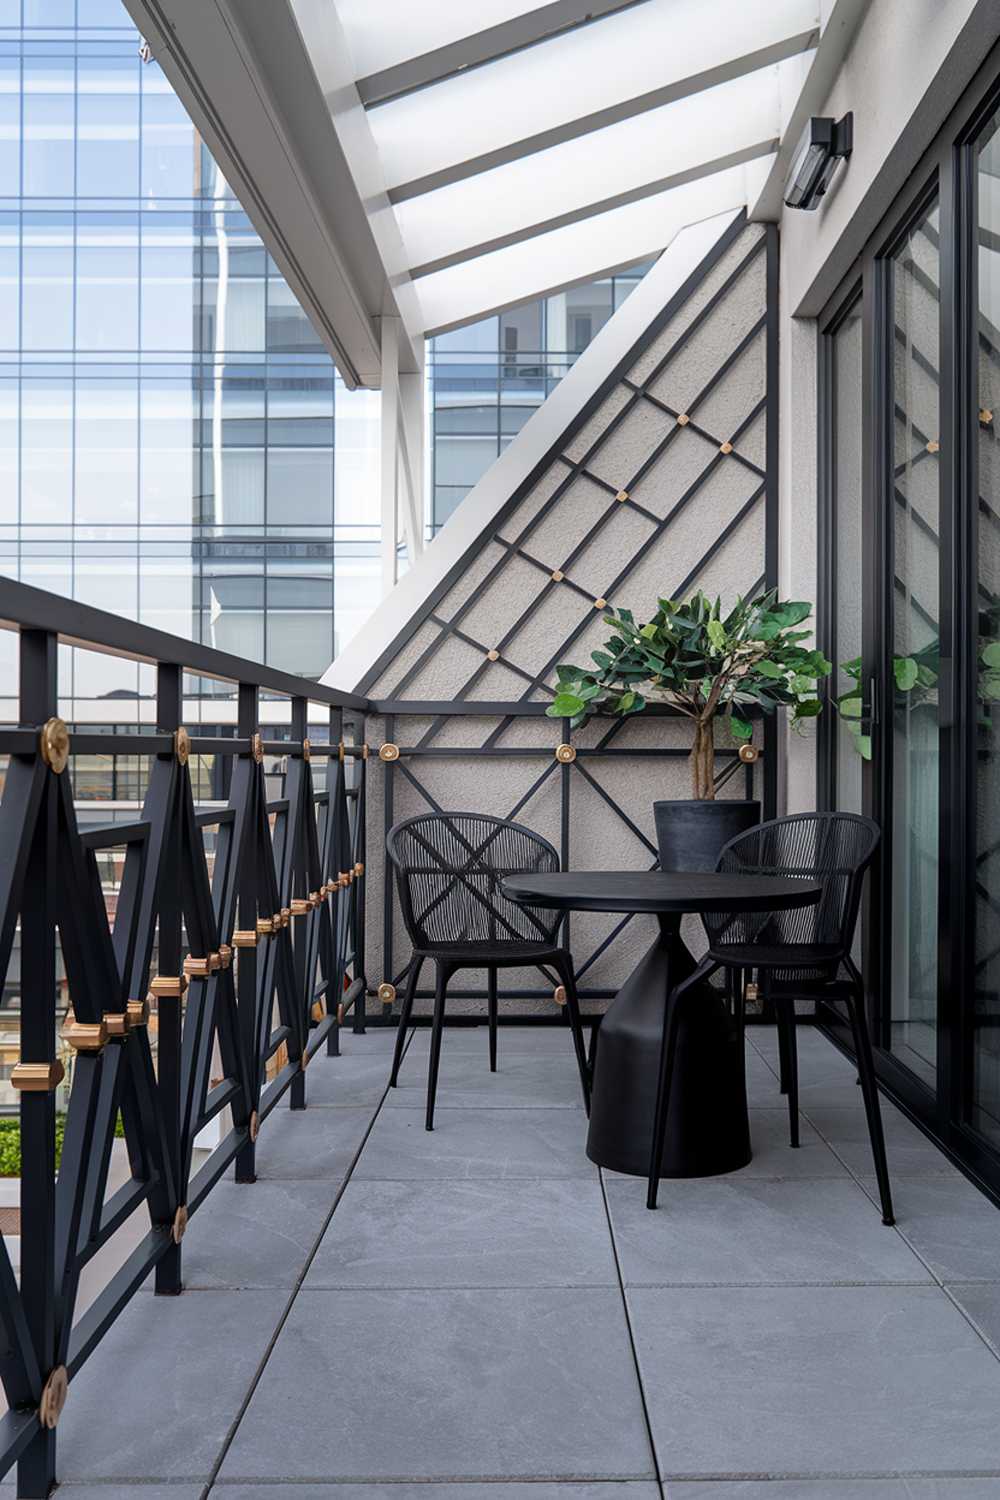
left=783, top=112, right=853, bottom=209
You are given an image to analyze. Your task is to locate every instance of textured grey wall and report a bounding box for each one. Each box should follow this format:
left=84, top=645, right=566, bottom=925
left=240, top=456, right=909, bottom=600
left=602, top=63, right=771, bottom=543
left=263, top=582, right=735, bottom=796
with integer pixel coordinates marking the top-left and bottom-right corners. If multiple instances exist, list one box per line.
left=364, top=223, right=773, bottom=1017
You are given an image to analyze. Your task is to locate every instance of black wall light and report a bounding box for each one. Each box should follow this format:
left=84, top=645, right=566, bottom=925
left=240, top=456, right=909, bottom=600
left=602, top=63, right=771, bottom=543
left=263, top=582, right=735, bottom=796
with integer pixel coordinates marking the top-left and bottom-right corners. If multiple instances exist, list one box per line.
left=784, top=113, right=853, bottom=210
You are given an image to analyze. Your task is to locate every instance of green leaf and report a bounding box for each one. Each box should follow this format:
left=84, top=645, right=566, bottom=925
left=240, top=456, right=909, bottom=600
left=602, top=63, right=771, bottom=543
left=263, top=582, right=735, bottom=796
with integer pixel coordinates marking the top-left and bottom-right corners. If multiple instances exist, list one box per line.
left=590, top=651, right=613, bottom=670
left=894, top=657, right=919, bottom=691
left=838, top=695, right=863, bottom=719
left=982, top=641, right=1000, bottom=668
left=793, top=698, right=822, bottom=719
left=638, top=622, right=658, bottom=640
left=755, top=659, right=784, bottom=679
left=618, top=690, right=636, bottom=713
left=856, top=734, right=872, bottom=761
left=549, top=693, right=585, bottom=718
left=707, top=618, right=727, bottom=651
left=729, top=715, right=753, bottom=741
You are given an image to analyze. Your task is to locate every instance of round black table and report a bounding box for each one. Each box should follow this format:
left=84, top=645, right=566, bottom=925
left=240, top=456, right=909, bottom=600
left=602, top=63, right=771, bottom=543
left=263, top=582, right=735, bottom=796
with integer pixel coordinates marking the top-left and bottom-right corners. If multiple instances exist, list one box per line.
left=502, top=871, right=822, bottom=1179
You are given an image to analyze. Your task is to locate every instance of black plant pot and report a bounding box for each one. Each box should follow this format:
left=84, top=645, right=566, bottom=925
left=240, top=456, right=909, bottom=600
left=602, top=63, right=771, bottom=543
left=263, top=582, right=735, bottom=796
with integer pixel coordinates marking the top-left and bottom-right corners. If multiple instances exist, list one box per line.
left=654, top=797, right=761, bottom=872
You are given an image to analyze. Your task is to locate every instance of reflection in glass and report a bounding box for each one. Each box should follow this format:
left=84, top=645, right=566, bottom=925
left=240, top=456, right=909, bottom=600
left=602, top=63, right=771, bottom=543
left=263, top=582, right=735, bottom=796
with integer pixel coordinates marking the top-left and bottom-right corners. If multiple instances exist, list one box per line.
left=889, top=197, right=941, bottom=1088
left=831, top=299, right=864, bottom=815
left=973, top=112, right=1000, bottom=1141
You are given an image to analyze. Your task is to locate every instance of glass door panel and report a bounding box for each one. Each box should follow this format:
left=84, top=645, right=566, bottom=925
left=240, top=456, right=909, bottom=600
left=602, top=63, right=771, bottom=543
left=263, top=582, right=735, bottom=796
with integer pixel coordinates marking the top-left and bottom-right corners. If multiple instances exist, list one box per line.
left=972, top=109, right=1000, bottom=1142
left=888, top=197, right=941, bottom=1090
left=830, top=298, right=864, bottom=816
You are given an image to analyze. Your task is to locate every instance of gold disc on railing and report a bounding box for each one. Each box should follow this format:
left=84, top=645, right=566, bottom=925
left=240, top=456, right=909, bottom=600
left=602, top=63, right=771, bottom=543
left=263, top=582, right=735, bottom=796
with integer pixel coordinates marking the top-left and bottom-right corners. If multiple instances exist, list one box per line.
left=379, top=742, right=400, bottom=762
left=738, top=744, right=760, bottom=764
left=174, top=727, right=190, bottom=765
left=555, top=744, right=576, bottom=764
left=39, top=717, right=69, bottom=774
left=377, top=982, right=396, bottom=1004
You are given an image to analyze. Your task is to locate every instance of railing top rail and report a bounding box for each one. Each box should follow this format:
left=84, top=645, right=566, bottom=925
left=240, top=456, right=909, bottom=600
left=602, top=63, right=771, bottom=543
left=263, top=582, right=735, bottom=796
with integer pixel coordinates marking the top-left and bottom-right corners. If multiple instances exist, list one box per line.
left=0, top=578, right=371, bottom=713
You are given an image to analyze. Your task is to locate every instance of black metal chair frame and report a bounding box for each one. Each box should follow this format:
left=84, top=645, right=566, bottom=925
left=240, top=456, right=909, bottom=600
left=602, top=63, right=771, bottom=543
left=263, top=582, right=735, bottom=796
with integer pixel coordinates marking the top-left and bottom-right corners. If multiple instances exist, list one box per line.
left=646, top=811, right=894, bottom=1226
left=385, top=812, right=591, bottom=1128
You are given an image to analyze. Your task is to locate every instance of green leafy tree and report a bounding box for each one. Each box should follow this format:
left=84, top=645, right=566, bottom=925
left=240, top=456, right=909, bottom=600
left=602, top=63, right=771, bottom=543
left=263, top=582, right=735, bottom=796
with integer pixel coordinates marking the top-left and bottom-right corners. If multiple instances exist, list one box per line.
left=546, top=589, right=830, bottom=799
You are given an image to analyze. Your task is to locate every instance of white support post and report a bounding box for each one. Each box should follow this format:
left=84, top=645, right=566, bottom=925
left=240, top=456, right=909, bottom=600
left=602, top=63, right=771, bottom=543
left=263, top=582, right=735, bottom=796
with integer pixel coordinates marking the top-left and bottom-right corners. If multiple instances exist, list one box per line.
left=398, top=361, right=426, bottom=563
left=379, top=316, right=400, bottom=597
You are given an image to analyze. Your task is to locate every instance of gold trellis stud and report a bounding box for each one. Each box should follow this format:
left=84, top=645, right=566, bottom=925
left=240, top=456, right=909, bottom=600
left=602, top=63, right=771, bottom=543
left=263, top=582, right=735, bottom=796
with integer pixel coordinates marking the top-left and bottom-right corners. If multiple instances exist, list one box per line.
left=555, top=744, right=576, bottom=764
left=720, top=441, right=734, bottom=455
left=551, top=569, right=564, bottom=582
left=615, top=489, right=629, bottom=503
left=553, top=985, right=567, bottom=1006
left=594, top=597, right=607, bottom=610
left=486, top=649, right=500, bottom=662
left=676, top=412, right=690, bottom=426
left=927, top=439, right=940, bottom=453
left=980, top=408, right=994, bottom=427
left=377, top=981, right=396, bottom=1005
left=39, top=717, right=69, bottom=774
left=379, top=742, right=400, bottom=762
left=171, top=1205, right=188, bottom=1244
left=302, top=737, right=311, bottom=761
left=738, top=744, right=760, bottom=764
left=251, top=732, right=264, bottom=763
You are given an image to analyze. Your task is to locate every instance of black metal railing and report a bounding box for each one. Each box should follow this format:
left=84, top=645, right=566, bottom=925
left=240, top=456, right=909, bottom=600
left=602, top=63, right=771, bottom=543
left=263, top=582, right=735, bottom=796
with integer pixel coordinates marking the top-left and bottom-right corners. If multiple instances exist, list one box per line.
left=0, top=579, right=370, bottom=1497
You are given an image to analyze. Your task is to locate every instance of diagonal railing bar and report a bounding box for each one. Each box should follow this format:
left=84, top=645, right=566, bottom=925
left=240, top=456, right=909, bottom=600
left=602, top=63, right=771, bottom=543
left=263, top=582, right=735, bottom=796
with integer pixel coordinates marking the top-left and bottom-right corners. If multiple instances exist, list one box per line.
left=0, top=581, right=369, bottom=1497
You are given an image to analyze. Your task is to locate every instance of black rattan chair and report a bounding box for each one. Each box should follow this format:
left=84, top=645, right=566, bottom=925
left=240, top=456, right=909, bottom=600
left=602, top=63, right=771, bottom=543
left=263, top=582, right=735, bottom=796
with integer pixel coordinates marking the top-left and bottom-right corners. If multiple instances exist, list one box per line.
left=385, top=812, right=590, bottom=1129
left=647, top=812, right=893, bottom=1224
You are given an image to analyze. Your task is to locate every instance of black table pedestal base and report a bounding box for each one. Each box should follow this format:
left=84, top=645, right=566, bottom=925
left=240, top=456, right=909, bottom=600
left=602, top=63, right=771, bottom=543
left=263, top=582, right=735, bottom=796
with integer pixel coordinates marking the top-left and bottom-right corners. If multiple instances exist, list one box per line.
left=586, top=918, right=751, bottom=1178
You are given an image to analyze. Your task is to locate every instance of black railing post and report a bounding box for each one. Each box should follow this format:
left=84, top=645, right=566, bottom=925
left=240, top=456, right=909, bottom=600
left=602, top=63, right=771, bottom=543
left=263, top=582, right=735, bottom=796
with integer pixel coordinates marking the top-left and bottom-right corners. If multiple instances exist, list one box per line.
left=234, top=682, right=260, bottom=1183
left=17, top=628, right=59, bottom=1499
left=352, top=718, right=368, bottom=1033
left=153, top=662, right=184, bottom=1296
left=288, top=697, right=308, bottom=1111
left=327, top=705, right=343, bottom=1055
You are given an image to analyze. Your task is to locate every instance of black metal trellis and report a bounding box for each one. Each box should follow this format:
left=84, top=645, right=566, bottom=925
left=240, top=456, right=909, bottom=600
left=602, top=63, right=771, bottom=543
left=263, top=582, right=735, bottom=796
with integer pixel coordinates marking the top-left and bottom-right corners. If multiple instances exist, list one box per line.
left=0, top=579, right=368, bottom=1497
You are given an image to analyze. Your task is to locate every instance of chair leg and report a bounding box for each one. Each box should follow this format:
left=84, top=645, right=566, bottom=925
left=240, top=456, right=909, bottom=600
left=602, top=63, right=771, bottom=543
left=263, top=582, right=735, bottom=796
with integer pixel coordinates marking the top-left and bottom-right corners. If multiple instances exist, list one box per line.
left=487, top=965, right=498, bottom=1073
left=845, top=979, right=894, bottom=1225
left=774, top=981, right=791, bottom=1096
left=426, top=962, right=449, bottom=1132
left=588, top=1016, right=600, bottom=1074
left=647, top=960, right=715, bottom=1209
left=777, top=998, right=800, bottom=1147
left=389, top=956, right=422, bottom=1087
left=553, top=953, right=590, bottom=1115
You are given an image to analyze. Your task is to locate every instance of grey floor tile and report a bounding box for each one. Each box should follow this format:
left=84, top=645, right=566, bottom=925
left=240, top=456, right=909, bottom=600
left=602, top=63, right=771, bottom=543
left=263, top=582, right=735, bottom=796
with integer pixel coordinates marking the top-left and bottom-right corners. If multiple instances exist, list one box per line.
left=303, top=1048, right=398, bottom=1106
left=56, top=1291, right=281, bottom=1480
left=944, top=1281, right=1000, bottom=1353
left=390, top=1047, right=586, bottom=1108
left=858, top=1174, right=1000, bottom=1282
left=135, top=1180, right=332, bottom=1290
left=605, top=1175, right=930, bottom=1285
left=604, top=1110, right=850, bottom=1183
left=218, top=1288, right=655, bottom=1482
left=805, top=1104, right=957, bottom=1177
left=215, top=1486, right=660, bottom=1498
left=253, top=1104, right=374, bottom=1180
left=50, top=1490, right=204, bottom=1500
left=903, top=1483, right=1000, bottom=1497
left=630, top=1283, right=1000, bottom=1477
left=306, top=1178, right=617, bottom=1288
left=405, top=1025, right=588, bottom=1054
left=354, top=1106, right=595, bottom=1179
left=665, top=1484, right=909, bottom=1498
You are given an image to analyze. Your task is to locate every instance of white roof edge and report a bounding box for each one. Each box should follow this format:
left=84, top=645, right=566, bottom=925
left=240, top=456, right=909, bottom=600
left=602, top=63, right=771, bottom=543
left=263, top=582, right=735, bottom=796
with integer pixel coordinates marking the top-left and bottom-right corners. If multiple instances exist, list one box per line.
left=323, top=208, right=744, bottom=695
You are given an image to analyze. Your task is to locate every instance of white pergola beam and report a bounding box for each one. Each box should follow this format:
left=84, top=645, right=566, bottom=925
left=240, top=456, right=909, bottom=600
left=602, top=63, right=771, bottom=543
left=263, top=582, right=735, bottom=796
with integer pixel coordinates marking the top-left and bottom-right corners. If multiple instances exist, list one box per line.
left=368, top=0, right=819, bottom=201
left=397, top=61, right=807, bottom=278
left=413, top=160, right=773, bottom=336
left=353, top=0, right=647, bottom=106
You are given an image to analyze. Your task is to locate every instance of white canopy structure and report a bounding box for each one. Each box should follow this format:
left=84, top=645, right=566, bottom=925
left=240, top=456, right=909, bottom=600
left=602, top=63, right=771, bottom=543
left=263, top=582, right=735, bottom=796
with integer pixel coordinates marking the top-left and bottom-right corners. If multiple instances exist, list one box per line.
left=123, top=0, right=869, bottom=369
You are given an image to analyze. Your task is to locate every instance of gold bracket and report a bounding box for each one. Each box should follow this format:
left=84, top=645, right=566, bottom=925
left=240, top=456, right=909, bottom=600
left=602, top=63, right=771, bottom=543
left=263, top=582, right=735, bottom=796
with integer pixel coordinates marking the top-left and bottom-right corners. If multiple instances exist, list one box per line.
left=339, top=872, right=351, bottom=888
left=174, top=726, right=190, bottom=765
left=61, top=1016, right=107, bottom=1052
left=362, top=743, right=369, bottom=760
left=615, top=489, right=629, bottom=503
left=183, top=955, right=212, bottom=979
left=354, top=862, right=364, bottom=877
left=251, top=732, right=264, bottom=763
left=149, top=974, right=188, bottom=998
left=555, top=744, right=576, bottom=764
left=291, top=898, right=310, bottom=917
left=301, top=1047, right=310, bottom=1071
left=338, top=740, right=346, bottom=762
left=302, top=737, right=311, bottom=761
left=171, top=1205, right=188, bottom=1244
left=39, top=717, right=69, bottom=774
left=377, top=982, right=396, bottom=1005
left=257, top=917, right=275, bottom=938
left=11, top=1060, right=65, bottom=1092
left=248, top=1109, right=259, bottom=1143
left=103, top=1011, right=129, bottom=1039
left=38, top=1366, right=68, bottom=1430
left=309, top=890, right=322, bottom=907
left=553, top=985, right=567, bottom=1007
left=233, top=929, right=258, bottom=947
left=126, top=997, right=149, bottom=1028
left=738, top=744, right=760, bottom=764
left=280, top=907, right=291, bottom=927
left=336, top=1000, right=346, bottom=1024
left=676, top=413, right=690, bottom=426
left=379, top=742, right=400, bottom=762
left=217, top=944, right=232, bottom=969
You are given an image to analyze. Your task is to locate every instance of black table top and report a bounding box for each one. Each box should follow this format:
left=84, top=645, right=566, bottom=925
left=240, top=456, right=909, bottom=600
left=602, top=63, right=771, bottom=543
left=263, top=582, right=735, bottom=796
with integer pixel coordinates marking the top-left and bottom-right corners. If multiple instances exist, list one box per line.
left=502, top=870, right=823, bottom=916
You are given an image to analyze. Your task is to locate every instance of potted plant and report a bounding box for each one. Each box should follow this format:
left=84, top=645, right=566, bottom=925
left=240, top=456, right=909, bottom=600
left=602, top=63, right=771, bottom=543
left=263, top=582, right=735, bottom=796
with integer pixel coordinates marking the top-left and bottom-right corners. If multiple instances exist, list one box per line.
left=545, top=589, right=830, bottom=867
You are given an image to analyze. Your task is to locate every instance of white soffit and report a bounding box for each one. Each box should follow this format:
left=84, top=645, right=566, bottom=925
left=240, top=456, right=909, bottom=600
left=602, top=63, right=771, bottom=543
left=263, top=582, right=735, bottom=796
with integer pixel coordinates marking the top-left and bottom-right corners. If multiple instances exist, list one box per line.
left=414, top=160, right=774, bottom=335
left=334, top=0, right=555, bottom=82
left=363, top=0, right=820, bottom=199
left=396, top=59, right=809, bottom=277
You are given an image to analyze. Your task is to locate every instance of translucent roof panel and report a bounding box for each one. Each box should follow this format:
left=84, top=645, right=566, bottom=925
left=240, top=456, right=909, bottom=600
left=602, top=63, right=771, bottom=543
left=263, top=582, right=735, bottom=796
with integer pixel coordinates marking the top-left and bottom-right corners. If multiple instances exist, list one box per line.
left=413, top=158, right=773, bottom=334
left=334, top=0, right=547, bottom=82
left=396, top=59, right=809, bottom=274
left=367, top=0, right=819, bottom=195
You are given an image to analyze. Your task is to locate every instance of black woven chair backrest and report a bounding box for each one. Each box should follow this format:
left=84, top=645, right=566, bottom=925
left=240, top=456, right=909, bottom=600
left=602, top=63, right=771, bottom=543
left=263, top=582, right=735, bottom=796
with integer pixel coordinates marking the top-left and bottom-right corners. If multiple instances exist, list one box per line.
left=703, top=811, right=880, bottom=962
left=386, top=812, right=562, bottom=951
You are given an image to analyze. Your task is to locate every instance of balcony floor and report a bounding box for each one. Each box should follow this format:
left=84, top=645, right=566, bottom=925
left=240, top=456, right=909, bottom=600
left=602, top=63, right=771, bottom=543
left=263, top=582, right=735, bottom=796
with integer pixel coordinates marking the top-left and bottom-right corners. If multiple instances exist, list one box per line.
left=42, top=1022, right=1000, bottom=1498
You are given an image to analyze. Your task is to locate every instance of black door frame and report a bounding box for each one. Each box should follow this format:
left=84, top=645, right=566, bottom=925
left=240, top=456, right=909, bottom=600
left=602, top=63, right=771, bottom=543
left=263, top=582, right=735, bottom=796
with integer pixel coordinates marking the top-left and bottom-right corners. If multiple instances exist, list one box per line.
left=817, top=41, right=1000, bottom=1200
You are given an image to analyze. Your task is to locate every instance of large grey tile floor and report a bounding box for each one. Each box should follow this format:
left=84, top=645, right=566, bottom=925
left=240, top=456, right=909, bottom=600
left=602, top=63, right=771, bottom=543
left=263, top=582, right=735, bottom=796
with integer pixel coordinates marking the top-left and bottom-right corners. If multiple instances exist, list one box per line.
left=43, top=1021, right=1000, bottom=1498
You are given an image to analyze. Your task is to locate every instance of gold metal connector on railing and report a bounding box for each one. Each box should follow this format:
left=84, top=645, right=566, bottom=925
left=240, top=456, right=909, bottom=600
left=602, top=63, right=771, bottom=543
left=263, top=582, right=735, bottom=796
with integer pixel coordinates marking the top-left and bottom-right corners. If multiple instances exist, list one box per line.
left=256, top=917, right=274, bottom=938
left=149, top=975, right=188, bottom=998
left=39, top=717, right=69, bottom=774
left=171, top=1205, right=188, bottom=1244
left=280, top=907, right=291, bottom=927
left=183, top=955, right=211, bottom=979
left=126, top=997, right=149, bottom=1028
left=555, top=743, right=576, bottom=763
left=233, top=929, right=258, bottom=948
left=354, top=862, right=364, bottom=877
left=377, top=982, right=396, bottom=1005
left=291, top=898, right=310, bottom=917
left=738, top=744, right=760, bottom=763
left=174, top=726, right=190, bottom=765
left=248, top=1109, right=259, bottom=1143
left=61, top=1015, right=107, bottom=1051
left=11, top=1060, right=65, bottom=1092
left=217, top=944, right=232, bottom=970
left=251, top=732, right=264, bottom=763
left=103, top=1011, right=129, bottom=1039
left=38, top=1366, right=68, bottom=1429
left=553, top=985, right=567, bottom=1006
